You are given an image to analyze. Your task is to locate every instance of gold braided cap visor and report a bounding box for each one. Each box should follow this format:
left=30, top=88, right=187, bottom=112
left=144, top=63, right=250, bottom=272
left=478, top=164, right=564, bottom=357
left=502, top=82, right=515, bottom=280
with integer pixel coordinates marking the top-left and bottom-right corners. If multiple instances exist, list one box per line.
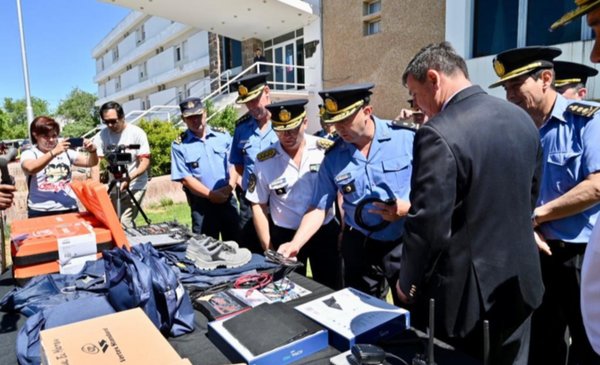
left=272, top=111, right=306, bottom=131
left=551, top=0, right=600, bottom=30
left=555, top=78, right=584, bottom=87
left=489, top=61, right=546, bottom=88
left=322, top=99, right=366, bottom=123
left=235, top=85, right=265, bottom=104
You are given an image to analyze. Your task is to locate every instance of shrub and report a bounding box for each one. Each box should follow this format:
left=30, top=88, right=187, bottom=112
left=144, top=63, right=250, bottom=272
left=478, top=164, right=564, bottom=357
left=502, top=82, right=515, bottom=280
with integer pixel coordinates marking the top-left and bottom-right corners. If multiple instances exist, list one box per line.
left=137, top=119, right=181, bottom=177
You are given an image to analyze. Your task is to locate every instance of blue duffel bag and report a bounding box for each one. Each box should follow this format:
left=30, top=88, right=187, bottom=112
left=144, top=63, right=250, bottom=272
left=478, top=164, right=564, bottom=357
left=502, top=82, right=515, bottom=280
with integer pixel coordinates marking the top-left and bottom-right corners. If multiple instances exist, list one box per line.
left=104, top=243, right=194, bottom=336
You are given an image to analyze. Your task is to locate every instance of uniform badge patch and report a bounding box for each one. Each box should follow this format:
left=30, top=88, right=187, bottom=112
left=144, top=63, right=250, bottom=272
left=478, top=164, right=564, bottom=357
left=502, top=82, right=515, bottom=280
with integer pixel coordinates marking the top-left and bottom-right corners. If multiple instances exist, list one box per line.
left=248, top=173, right=257, bottom=193
left=257, top=148, right=276, bottom=162
left=309, top=163, right=320, bottom=172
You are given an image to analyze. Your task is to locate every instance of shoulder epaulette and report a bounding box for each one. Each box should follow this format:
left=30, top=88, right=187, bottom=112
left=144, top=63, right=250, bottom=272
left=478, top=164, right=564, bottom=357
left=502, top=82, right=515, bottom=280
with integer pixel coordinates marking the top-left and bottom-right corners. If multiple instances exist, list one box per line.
left=390, top=119, right=419, bottom=131
left=566, top=103, right=600, bottom=118
left=316, top=138, right=335, bottom=151
left=173, top=131, right=186, bottom=145
left=257, top=148, right=277, bottom=162
left=324, top=137, right=343, bottom=155
left=235, top=113, right=252, bottom=126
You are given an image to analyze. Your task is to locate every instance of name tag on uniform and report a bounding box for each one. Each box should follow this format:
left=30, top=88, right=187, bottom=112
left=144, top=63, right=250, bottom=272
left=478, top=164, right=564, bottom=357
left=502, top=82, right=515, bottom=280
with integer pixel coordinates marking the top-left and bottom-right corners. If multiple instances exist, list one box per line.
left=335, top=172, right=352, bottom=183
left=309, top=163, right=320, bottom=172
left=269, top=177, right=287, bottom=195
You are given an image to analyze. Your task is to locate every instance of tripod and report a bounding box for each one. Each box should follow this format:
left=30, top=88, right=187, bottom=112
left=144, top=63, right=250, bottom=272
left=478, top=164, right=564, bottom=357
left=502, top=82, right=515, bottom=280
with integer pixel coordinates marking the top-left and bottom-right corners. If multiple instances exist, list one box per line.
left=107, top=165, right=151, bottom=227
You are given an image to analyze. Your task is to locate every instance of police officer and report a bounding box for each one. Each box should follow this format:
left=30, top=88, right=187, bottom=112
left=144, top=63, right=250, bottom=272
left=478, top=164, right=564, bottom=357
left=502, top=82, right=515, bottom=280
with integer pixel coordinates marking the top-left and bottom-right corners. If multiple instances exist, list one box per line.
left=553, top=60, right=598, bottom=100
left=490, top=46, right=600, bottom=365
left=229, top=72, right=279, bottom=253
left=277, top=84, right=415, bottom=301
left=171, top=97, right=240, bottom=241
left=246, top=99, right=341, bottom=289
left=313, top=104, right=338, bottom=140
left=553, top=1, right=600, bottom=356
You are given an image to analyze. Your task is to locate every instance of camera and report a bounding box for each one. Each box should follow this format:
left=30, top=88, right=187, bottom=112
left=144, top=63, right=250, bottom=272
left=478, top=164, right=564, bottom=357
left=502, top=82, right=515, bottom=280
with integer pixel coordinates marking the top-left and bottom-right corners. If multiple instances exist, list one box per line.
left=105, top=144, right=139, bottom=175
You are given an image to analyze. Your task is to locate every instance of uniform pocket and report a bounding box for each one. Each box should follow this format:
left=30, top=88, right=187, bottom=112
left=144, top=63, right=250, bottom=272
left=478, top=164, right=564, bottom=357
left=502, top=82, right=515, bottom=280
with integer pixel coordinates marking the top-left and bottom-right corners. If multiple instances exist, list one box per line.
left=546, top=151, right=581, bottom=194
left=382, top=156, right=412, bottom=194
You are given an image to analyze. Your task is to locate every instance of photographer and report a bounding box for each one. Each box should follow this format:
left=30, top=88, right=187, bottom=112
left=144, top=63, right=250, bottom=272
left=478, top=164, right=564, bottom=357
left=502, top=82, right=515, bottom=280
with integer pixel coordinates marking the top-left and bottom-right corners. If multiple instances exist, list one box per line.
left=21, top=116, right=98, bottom=218
left=94, top=101, right=150, bottom=227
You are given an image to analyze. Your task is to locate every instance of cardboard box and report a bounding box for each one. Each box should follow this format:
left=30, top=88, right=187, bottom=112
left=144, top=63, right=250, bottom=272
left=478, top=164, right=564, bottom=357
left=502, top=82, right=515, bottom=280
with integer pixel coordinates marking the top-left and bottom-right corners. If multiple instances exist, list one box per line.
left=40, top=308, right=183, bottom=365
left=295, top=287, right=410, bottom=351
left=11, top=180, right=129, bottom=284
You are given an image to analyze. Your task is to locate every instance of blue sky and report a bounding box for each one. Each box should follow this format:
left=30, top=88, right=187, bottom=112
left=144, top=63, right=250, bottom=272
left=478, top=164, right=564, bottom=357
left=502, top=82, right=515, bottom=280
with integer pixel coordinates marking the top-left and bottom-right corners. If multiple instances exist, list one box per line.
left=0, top=1, right=130, bottom=112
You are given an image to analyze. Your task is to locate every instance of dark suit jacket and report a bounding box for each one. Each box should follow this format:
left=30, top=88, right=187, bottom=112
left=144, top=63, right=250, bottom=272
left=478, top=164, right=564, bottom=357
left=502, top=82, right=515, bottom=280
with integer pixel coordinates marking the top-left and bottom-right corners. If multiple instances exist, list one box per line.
left=387, top=85, right=544, bottom=339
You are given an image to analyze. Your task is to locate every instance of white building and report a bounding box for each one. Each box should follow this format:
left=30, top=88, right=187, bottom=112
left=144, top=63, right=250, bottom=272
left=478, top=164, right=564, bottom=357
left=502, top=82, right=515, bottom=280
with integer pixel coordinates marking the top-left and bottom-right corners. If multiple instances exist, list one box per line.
left=94, top=0, right=323, bottom=130
left=92, top=12, right=211, bottom=118
left=445, top=0, right=600, bottom=99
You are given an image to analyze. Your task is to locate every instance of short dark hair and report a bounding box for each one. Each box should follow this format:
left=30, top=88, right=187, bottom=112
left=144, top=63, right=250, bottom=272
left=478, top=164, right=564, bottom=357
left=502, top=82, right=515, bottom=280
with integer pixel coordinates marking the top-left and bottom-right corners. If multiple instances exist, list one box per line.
left=30, top=116, right=60, bottom=144
left=402, top=42, right=469, bottom=86
left=99, top=101, right=125, bottom=120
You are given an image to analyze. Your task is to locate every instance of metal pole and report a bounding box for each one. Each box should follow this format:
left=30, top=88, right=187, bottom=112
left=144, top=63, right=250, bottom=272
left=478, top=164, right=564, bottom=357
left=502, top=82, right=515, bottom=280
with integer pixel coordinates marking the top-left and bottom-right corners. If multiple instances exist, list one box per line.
left=16, top=0, right=35, bottom=138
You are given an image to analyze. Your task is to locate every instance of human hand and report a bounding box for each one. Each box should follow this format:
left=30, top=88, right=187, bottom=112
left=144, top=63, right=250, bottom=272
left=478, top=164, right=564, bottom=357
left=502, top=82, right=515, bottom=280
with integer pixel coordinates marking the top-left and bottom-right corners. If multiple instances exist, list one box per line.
left=395, top=280, right=411, bottom=303
left=534, top=230, right=552, bottom=256
left=0, top=184, right=16, bottom=210
left=370, top=199, right=410, bottom=222
left=83, top=139, right=97, bottom=153
left=119, top=178, right=130, bottom=192
left=277, top=242, right=300, bottom=259
left=208, top=189, right=228, bottom=204
left=51, top=140, right=71, bottom=157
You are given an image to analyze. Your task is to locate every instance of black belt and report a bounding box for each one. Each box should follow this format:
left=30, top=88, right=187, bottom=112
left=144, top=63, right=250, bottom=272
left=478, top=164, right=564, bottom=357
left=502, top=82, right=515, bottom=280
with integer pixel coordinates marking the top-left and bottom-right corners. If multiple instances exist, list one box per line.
left=546, top=239, right=586, bottom=251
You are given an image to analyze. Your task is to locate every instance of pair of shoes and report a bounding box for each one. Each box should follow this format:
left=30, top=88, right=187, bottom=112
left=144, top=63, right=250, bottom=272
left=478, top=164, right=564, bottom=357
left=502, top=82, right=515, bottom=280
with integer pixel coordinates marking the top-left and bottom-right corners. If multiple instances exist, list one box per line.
left=186, top=235, right=251, bottom=270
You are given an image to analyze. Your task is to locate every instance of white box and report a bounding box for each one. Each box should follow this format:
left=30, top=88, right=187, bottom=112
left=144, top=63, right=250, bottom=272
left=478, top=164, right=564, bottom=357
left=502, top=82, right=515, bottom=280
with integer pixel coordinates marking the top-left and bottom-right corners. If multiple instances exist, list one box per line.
left=295, top=287, right=410, bottom=350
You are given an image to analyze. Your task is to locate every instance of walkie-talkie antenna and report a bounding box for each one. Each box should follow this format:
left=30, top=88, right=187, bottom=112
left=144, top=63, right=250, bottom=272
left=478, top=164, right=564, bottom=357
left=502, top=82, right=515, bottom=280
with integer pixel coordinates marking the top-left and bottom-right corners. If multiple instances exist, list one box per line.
left=427, top=298, right=436, bottom=365
left=483, top=320, right=490, bottom=365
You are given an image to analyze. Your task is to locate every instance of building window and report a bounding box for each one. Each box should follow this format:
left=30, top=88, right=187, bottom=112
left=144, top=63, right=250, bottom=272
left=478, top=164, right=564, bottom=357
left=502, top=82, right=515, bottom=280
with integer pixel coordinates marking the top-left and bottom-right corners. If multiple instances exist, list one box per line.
left=112, top=47, right=119, bottom=62
left=115, top=76, right=121, bottom=91
left=362, top=1, right=381, bottom=36
left=473, top=0, right=586, bottom=57
left=128, top=95, right=134, bottom=101
left=139, top=62, right=147, bottom=81
left=364, top=0, right=381, bottom=16
left=364, top=19, right=381, bottom=36
left=526, top=0, right=581, bottom=46
left=136, top=25, right=146, bottom=45
left=174, top=41, right=186, bottom=64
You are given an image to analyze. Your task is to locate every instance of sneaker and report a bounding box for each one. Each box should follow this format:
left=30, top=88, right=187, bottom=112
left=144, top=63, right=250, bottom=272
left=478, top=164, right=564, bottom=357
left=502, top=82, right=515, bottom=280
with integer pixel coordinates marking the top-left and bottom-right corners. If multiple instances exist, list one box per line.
left=186, top=235, right=251, bottom=270
left=193, top=234, right=239, bottom=250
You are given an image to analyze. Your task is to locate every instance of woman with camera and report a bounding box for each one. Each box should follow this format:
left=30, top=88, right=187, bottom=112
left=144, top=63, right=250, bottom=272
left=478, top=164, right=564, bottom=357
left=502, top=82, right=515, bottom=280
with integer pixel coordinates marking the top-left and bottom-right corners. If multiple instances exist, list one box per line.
left=20, top=116, right=98, bottom=218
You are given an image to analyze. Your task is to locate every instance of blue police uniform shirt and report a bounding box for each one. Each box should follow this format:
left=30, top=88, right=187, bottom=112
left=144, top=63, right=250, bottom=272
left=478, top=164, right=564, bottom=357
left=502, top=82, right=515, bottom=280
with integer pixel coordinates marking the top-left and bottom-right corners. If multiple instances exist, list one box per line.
left=311, top=116, right=414, bottom=241
left=170, top=127, right=232, bottom=190
left=229, top=116, right=278, bottom=190
left=538, top=94, right=600, bottom=243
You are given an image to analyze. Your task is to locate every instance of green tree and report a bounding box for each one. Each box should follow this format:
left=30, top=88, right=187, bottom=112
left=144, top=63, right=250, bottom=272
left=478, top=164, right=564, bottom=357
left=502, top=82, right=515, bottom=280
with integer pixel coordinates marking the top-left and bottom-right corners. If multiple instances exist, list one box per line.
left=56, top=88, right=99, bottom=137
left=204, top=99, right=238, bottom=134
left=1, top=97, right=50, bottom=139
left=137, top=119, right=181, bottom=177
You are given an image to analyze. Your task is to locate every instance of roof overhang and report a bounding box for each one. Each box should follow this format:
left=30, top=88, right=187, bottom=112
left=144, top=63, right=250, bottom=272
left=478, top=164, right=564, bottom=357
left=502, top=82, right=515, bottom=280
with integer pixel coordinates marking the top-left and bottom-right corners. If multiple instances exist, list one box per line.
left=99, top=0, right=317, bottom=40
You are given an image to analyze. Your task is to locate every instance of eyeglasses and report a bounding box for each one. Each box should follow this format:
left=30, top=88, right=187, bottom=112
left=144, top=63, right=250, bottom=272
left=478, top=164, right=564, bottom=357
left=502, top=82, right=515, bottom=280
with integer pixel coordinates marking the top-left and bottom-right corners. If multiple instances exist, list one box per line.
left=102, top=118, right=120, bottom=126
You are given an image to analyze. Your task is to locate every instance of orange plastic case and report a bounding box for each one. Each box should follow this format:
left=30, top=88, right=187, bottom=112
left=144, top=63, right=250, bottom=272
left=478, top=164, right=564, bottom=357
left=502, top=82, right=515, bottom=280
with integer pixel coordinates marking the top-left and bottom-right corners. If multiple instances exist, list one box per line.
left=10, top=180, right=130, bottom=284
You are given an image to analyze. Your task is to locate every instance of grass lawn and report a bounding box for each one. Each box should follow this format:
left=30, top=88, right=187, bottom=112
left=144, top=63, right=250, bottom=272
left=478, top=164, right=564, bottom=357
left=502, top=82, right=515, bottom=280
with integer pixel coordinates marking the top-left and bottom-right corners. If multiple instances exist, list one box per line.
left=135, top=201, right=191, bottom=227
